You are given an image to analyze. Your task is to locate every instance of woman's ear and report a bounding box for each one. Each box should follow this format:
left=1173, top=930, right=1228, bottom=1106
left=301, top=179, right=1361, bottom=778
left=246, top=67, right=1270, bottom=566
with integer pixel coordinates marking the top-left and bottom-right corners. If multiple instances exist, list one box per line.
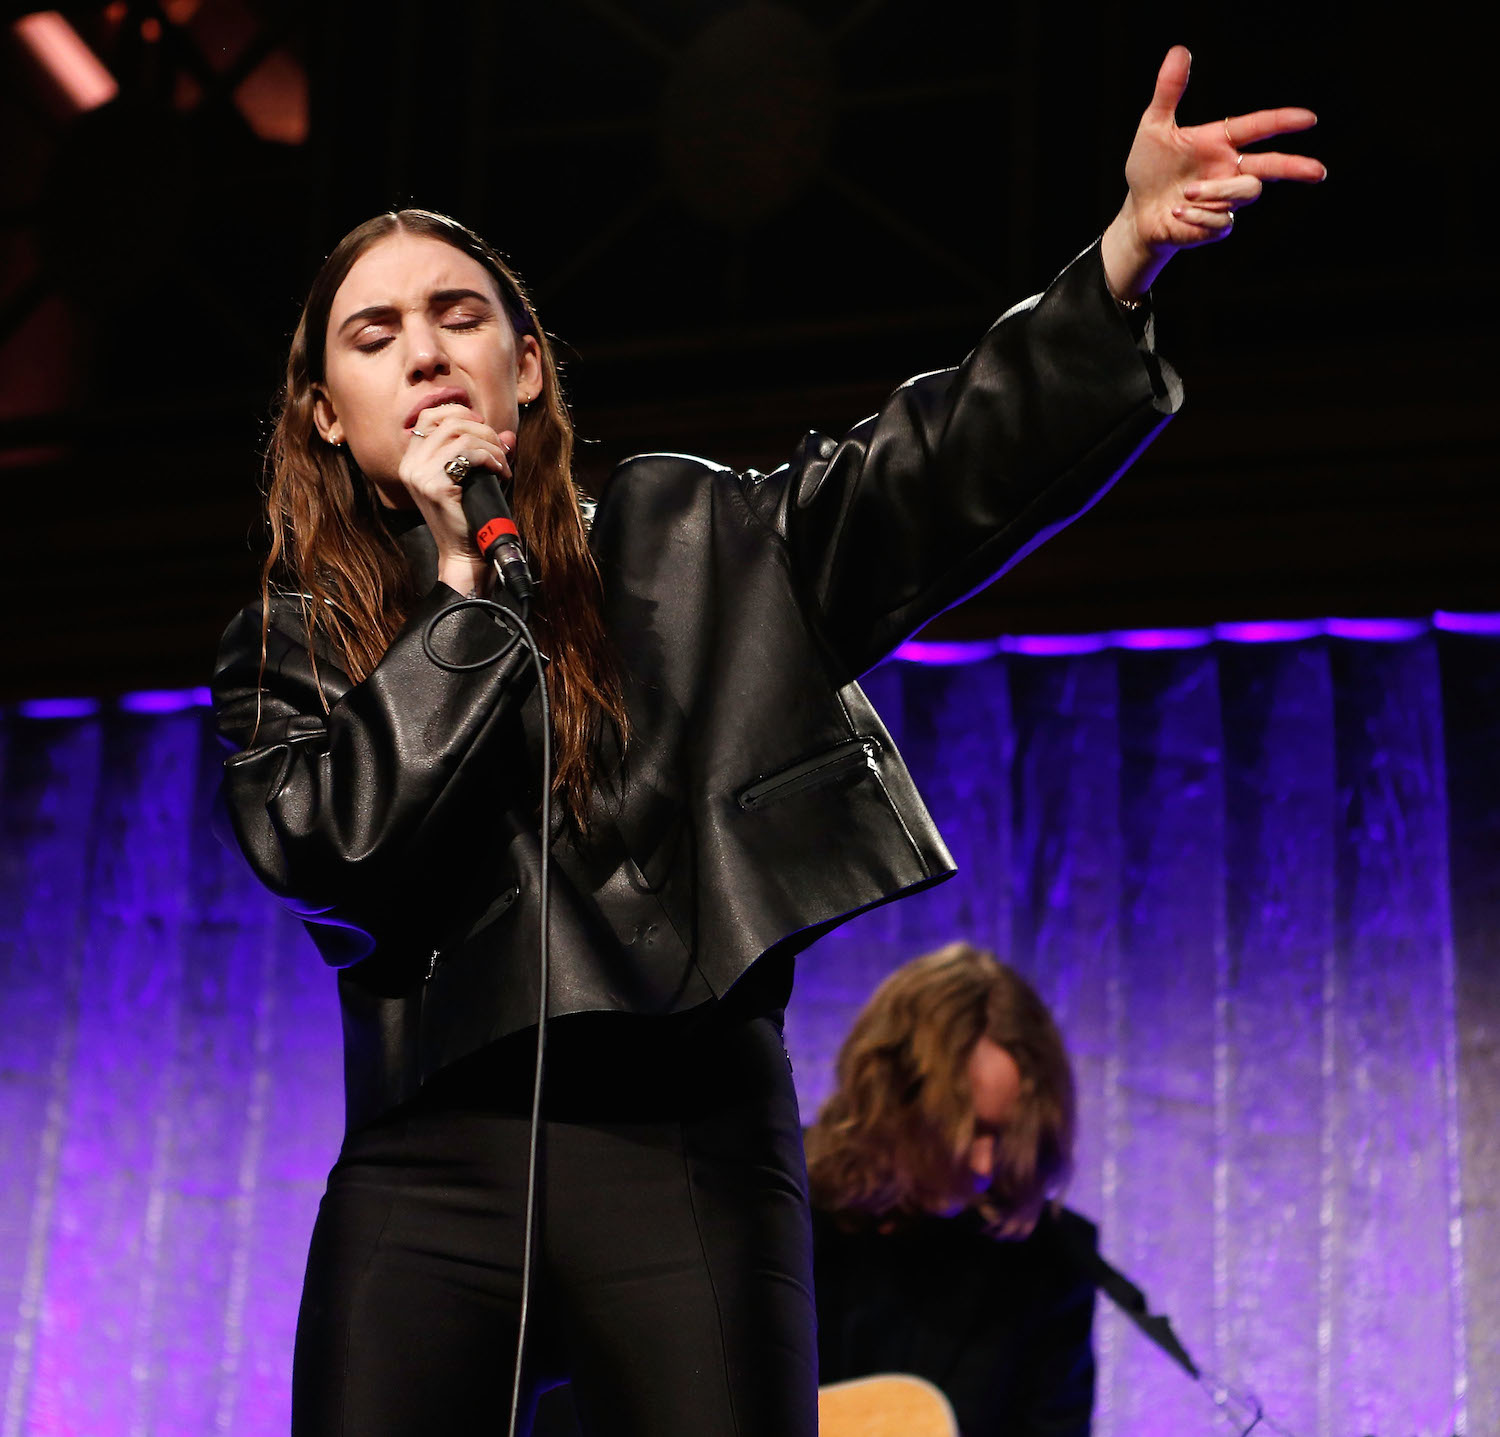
left=312, top=385, right=342, bottom=445
left=516, top=334, right=543, bottom=404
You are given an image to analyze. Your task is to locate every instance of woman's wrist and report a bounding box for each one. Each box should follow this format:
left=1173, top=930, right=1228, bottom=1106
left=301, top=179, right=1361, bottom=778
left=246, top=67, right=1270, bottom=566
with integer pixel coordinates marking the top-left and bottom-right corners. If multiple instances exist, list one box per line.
left=1101, top=200, right=1168, bottom=304
left=438, top=553, right=495, bottom=597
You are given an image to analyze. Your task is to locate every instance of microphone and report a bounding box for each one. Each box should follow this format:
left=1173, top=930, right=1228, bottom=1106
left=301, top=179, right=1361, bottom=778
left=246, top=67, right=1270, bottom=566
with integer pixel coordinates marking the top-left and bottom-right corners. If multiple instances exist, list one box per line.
left=460, top=466, right=534, bottom=606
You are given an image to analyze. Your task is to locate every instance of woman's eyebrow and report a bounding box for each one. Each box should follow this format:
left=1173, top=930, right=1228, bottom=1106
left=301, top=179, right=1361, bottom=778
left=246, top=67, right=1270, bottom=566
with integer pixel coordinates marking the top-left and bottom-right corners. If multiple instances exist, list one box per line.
left=336, top=288, right=494, bottom=335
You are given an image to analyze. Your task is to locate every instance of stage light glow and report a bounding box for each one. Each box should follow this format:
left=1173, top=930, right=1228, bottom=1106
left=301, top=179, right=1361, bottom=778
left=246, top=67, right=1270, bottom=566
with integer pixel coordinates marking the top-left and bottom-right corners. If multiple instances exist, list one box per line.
left=1325, top=617, right=1428, bottom=642
left=1214, top=619, right=1327, bottom=644
left=894, top=639, right=1010, bottom=665
left=1112, top=627, right=1214, bottom=650
left=234, top=49, right=310, bottom=145
left=1008, top=633, right=1111, bottom=656
left=13, top=11, right=118, bottom=113
left=892, top=613, right=1499, bottom=665
left=1434, top=611, right=1500, bottom=635
left=118, top=688, right=213, bottom=714
left=17, top=697, right=99, bottom=719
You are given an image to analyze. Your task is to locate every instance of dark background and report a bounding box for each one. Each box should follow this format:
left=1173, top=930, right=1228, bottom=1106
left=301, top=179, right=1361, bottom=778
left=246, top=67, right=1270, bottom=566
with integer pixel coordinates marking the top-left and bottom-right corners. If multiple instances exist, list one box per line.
left=1, top=0, right=1492, bottom=700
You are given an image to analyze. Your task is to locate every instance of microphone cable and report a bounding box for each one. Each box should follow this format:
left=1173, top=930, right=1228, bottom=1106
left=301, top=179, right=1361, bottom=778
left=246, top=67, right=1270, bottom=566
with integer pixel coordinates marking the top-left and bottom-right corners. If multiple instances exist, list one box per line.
left=422, top=586, right=551, bottom=1437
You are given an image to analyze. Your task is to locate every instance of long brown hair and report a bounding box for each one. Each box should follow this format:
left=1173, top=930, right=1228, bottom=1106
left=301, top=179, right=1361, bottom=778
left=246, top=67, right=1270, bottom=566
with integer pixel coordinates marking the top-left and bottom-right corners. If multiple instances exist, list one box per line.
left=805, top=942, right=1076, bottom=1238
left=259, top=208, right=627, bottom=826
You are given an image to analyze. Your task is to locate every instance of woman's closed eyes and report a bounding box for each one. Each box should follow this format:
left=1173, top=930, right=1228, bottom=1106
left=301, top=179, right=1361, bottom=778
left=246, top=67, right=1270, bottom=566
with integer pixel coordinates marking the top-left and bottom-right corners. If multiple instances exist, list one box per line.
left=355, top=316, right=486, bottom=354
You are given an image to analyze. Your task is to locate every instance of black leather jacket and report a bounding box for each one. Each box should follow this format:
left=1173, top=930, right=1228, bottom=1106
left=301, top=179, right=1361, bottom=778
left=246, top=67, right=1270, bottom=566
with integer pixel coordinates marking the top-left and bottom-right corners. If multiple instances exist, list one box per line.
left=211, top=240, right=1179, bottom=1131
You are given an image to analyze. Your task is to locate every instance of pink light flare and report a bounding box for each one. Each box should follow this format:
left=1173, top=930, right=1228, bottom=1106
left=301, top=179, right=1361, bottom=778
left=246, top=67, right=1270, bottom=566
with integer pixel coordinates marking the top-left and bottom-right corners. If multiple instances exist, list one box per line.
left=13, top=11, right=118, bottom=113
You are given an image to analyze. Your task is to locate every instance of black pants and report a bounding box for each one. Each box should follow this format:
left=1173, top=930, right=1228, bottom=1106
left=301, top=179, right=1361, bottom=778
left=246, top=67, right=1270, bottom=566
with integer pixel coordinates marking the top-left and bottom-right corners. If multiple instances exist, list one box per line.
left=291, top=996, right=818, bottom=1436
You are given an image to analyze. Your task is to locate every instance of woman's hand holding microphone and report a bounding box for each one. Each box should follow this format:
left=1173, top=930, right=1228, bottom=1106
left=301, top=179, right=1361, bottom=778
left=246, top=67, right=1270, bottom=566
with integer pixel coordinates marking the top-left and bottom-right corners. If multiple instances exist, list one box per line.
left=399, top=403, right=517, bottom=597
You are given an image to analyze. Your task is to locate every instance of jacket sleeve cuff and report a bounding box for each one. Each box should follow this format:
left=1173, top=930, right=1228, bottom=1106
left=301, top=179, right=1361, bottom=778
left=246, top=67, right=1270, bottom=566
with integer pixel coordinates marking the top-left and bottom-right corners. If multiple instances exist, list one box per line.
left=1080, top=236, right=1182, bottom=413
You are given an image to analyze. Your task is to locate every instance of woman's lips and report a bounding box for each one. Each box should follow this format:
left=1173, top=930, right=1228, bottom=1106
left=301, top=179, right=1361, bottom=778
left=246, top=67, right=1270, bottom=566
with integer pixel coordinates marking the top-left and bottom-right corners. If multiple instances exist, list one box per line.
left=403, top=386, right=472, bottom=429
left=408, top=401, right=470, bottom=429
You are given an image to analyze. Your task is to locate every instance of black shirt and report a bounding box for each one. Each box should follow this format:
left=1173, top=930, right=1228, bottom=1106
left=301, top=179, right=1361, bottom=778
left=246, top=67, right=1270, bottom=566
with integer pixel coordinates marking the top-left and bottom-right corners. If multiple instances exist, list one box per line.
left=812, top=1204, right=1097, bottom=1437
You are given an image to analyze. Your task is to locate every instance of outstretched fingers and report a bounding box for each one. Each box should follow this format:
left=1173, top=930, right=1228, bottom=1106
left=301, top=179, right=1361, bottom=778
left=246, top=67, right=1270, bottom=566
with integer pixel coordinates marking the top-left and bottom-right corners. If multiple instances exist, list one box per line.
left=1227, top=106, right=1319, bottom=146
left=1238, top=150, right=1328, bottom=183
left=1223, top=108, right=1325, bottom=184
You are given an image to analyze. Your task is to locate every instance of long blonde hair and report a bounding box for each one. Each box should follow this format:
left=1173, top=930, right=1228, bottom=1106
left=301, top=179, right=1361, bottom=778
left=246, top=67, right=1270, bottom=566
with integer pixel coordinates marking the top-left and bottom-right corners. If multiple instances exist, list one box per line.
left=259, top=208, right=627, bottom=826
left=805, top=942, right=1076, bottom=1238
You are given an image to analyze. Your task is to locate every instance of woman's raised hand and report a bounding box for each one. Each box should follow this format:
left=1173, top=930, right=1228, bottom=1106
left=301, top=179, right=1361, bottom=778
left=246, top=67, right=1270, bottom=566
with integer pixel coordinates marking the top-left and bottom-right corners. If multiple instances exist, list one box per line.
left=1101, top=45, right=1326, bottom=301
left=398, top=405, right=517, bottom=595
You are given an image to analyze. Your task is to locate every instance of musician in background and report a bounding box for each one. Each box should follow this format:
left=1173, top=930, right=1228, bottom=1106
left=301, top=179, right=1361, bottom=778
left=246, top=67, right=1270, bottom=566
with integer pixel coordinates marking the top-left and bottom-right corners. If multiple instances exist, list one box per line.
left=806, top=942, right=1097, bottom=1437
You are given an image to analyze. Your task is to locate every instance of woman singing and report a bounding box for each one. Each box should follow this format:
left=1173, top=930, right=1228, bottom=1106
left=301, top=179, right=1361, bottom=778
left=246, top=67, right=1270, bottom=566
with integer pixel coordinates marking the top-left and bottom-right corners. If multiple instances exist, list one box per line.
left=210, top=46, right=1322, bottom=1437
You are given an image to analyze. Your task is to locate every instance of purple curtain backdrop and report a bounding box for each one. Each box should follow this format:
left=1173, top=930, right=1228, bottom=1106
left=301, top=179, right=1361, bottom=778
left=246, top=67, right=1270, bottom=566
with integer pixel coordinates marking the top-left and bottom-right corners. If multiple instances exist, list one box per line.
left=2, top=628, right=1497, bottom=1436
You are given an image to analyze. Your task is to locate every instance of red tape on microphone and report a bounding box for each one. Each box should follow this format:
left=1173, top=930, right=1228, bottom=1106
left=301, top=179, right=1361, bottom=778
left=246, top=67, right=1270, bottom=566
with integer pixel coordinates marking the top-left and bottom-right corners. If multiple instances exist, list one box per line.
left=477, top=517, right=520, bottom=552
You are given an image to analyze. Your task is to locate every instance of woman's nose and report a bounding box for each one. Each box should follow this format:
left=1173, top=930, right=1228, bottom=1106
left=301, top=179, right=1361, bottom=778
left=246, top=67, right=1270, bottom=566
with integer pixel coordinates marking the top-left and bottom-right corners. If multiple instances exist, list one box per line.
left=969, top=1136, right=995, bottom=1180
left=405, top=320, right=449, bottom=379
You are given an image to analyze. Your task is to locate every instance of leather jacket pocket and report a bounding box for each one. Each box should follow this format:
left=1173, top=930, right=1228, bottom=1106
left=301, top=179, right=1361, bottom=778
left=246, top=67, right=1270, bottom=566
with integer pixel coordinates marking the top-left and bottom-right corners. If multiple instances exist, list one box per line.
left=426, top=882, right=521, bottom=981
left=736, top=736, right=882, bottom=812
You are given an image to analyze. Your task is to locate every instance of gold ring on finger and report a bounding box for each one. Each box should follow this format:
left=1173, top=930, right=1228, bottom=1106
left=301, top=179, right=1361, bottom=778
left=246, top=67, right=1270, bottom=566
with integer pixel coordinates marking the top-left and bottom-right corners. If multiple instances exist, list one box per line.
left=444, top=455, right=472, bottom=483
